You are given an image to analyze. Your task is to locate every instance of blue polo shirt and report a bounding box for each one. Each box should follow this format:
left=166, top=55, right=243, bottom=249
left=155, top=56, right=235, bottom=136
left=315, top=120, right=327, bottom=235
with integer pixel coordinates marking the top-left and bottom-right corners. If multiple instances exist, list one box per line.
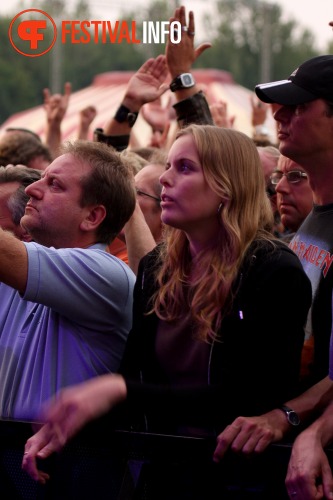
left=0, top=242, right=135, bottom=421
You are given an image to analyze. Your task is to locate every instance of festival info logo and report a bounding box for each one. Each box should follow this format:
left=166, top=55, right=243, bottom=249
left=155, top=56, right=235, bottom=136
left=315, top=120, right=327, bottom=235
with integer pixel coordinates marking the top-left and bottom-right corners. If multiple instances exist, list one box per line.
left=9, top=10, right=181, bottom=56
left=9, top=9, right=57, bottom=57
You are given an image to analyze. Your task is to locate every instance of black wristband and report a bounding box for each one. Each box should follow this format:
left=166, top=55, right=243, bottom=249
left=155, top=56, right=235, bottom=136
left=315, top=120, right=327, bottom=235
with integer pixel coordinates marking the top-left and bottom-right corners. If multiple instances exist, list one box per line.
left=173, top=91, right=214, bottom=127
left=93, top=128, right=129, bottom=152
left=114, top=105, right=138, bottom=128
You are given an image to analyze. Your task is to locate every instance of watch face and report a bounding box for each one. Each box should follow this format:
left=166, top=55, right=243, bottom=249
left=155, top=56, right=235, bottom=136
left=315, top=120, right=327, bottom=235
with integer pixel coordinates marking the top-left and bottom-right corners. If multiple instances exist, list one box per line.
left=170, top=73, right=195, bottom=92
left=288, top=411, right=300, bottom=426
left=181, top=74, right=194, bottom=87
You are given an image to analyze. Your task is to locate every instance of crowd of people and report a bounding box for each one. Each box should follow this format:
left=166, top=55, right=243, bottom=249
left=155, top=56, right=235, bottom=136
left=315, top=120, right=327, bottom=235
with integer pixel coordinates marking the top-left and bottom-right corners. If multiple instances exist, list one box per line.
left=1, top=4, right=333, bottom=499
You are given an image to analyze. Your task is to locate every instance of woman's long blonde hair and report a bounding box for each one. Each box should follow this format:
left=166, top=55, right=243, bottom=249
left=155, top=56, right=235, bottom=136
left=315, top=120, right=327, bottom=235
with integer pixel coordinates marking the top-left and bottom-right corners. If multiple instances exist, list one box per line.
left=153, top=124, right=274, bottom=341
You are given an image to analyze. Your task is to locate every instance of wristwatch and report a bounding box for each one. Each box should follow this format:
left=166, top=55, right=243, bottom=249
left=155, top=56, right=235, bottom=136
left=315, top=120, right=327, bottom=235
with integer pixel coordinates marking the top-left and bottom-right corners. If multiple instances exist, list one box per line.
left=170, top=73, right=195, bottom=92
left=114, top=104, right=138, bottom=128
left=278, top=405, right=300, bottom=426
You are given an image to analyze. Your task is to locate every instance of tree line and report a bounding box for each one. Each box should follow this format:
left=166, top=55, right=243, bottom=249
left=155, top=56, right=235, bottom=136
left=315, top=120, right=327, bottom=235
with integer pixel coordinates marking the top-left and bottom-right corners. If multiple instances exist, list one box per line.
left=0, top=0, right=331, bottom=124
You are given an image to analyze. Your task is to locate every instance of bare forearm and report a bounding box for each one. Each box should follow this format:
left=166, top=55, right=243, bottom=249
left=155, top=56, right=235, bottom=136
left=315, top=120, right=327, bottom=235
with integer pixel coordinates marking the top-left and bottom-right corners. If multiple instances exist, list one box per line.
left=124, top=204, right=156, bottom=275
left=0, top=228, right=28, bottom=292
left=213, top=377, right=333, bottom=461
left=103, top=93, right=142, bottom=136
left=306, top=399, right=333, bottom=448
left=45, top=122, right=62, bottom=159
left=286, top=376, right=333, bottom=424
left=77, top=124, right=90, bottom=140
left=104, top=118, right=132, bottom=136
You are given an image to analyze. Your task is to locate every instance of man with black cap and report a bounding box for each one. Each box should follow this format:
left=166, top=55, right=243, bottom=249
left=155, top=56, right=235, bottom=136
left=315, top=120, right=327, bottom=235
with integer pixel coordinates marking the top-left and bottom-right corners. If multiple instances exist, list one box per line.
left=212, top=55, right=333, bottom=499
left=257, top=55, right=333, bottom=388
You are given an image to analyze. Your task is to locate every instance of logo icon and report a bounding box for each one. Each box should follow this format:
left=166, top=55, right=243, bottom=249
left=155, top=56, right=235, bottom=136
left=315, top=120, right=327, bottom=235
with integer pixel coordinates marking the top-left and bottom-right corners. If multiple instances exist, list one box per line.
left=9, top=9, right=57, bottom=57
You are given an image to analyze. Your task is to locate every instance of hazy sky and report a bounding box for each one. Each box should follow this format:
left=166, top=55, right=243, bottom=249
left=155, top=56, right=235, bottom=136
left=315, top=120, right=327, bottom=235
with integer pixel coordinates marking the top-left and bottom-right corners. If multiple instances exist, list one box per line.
left=2, top=0, right=333, bottom=52
left=267, top=0, right=332, bottom=51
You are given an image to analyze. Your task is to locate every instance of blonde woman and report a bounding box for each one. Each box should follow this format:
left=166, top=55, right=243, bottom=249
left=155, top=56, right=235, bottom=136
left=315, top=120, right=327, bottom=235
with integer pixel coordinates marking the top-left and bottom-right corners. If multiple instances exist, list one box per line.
left=23, top=126, right=311, bottom=494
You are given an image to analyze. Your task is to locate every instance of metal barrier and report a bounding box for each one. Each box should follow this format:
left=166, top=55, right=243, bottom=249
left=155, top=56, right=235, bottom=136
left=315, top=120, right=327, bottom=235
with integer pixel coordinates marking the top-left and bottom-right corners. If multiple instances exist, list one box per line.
left=0, top=418, right=329, bottom=500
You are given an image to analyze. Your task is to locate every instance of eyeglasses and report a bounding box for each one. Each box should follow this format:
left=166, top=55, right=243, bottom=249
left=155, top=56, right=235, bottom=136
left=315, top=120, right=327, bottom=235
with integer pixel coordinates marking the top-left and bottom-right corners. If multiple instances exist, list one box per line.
left=135, top=187, right=161, bottom=203
left=270, top=170, right=308, bottom=185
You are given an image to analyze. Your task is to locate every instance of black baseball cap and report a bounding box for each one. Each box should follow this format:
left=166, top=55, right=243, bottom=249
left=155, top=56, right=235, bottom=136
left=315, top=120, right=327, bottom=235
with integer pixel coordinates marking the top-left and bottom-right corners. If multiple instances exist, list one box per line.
left=255, top=55, right=333, bottom=105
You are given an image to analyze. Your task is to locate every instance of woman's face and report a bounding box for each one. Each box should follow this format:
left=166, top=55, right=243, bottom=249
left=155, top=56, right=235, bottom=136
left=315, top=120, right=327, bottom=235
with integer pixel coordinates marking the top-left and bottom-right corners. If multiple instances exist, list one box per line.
left=160, top=134, right=221, bottom=244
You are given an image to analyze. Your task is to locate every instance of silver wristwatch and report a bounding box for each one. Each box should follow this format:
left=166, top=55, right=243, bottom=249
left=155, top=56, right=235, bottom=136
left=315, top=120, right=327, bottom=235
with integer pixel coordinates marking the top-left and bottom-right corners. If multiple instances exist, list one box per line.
left=170, top=73, right=195, bottom=92
left=279, top=405, right=300, bottom=426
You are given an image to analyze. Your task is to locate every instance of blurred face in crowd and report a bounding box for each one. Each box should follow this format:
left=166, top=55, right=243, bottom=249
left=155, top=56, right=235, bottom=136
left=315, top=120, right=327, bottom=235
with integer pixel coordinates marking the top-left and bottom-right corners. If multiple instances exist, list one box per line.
left=257, top=147, right=280, bottom=215
left=274, top=156, right=313, bottom=232
left=135, top=163, right=164, bottom=242
left=0, top=181, right=26, bottom=239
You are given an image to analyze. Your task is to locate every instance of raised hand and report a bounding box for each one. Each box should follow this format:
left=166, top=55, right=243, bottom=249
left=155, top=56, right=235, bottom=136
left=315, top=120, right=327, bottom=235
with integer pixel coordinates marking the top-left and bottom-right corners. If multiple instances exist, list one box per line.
left=43, top=82, right=72, bottom=158
left=123, top=55, right=169, bottom=111
left=78, top=105, right=97, bottom=140
left=251, top=95, right=270, bottom=127
left=43, top=82, right=72, bottom=125
left=210, top=100, right=236, bottom=128
left=141, top=94, right=172, bottom=133
left=166, top=6, right=211, bottom=78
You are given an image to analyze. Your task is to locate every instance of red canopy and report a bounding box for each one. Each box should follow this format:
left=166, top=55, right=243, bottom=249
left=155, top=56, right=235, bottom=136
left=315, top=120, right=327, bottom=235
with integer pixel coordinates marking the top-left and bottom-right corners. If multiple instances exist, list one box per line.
left=0, top=69, right=277, bottom=145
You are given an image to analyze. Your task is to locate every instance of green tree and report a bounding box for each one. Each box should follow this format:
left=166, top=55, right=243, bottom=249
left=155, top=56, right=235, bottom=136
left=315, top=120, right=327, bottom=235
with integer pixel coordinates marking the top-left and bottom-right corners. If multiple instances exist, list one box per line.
left=0, top=1, right=146, bottom=123
left=124, top=0, right=172, bottom=58
left=0, top=16, right=50, bottom=124
left=0, top=0, right=326, bottom=124
left=327, top=39, right=333, bottom=54
left=198, top=0, right=318, bottom=90
left=23, top=0, right=145, bottom=91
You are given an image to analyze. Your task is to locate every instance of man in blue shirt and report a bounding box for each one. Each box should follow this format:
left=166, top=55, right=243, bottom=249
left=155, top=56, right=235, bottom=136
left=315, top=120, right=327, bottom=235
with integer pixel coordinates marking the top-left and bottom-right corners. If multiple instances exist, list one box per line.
left=0, top=139, right=136, bottom=421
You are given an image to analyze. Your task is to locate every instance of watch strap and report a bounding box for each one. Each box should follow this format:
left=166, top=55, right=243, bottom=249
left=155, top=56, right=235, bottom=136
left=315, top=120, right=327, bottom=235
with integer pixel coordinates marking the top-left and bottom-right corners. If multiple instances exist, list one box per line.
left=93, top=128, right=129, bottom=151
left=170, top=77, right=180, bottom=92
left=281, top=405, right=293, bottom=413
left=279, top=405, right=300, bottom=426
left=114, top=105, right=138, bottom=128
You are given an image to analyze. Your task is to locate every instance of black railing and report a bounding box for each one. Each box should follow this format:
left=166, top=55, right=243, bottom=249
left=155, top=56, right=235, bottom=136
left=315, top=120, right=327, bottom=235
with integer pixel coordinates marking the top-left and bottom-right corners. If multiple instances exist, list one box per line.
left=1, top=419, right=332, bottom=500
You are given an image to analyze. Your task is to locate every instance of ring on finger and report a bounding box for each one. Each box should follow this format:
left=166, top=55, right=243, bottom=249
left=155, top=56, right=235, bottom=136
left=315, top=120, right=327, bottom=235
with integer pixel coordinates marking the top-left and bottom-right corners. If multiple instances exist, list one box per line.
left=181, top=25, right=188, bottom=32
left=290, top=492, right=297, bottom=497
left=188, top=31, right=195, bottom=36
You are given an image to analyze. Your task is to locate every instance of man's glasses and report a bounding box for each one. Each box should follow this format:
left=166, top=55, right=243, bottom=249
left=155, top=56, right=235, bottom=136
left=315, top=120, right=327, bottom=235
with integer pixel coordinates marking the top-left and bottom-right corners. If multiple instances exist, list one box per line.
left=270, top=170, right=308, bottom=185
left=135, top=187, right=161, bottom=203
